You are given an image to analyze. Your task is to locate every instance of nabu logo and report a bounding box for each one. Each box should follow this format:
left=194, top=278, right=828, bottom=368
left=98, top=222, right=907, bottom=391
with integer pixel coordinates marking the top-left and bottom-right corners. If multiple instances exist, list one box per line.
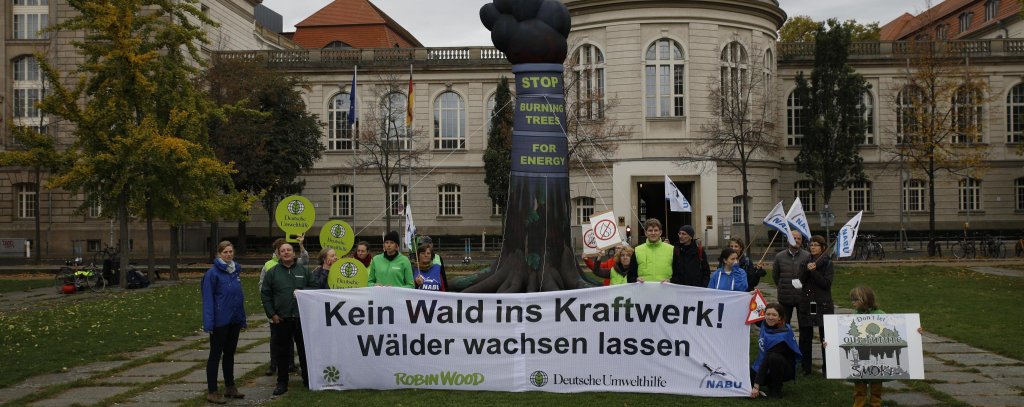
left=287, top=200, right=305, bottom=215
left=529, top=370, right=548, bottom=387
left=322, top=366, right=341, bottom=384
left=700, top=363, right=742, bottom=390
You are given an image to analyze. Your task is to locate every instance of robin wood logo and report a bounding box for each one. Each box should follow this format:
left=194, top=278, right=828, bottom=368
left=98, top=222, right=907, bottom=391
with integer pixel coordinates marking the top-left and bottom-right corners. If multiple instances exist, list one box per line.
left=322, top=366, right=341, bottom=384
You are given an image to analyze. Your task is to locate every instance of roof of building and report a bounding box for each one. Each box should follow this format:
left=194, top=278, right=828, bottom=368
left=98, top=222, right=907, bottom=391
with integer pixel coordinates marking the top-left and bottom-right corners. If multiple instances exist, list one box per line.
left=880, top=0, right=1021, bottom=40
left=292, top=0, right=423, bottom=48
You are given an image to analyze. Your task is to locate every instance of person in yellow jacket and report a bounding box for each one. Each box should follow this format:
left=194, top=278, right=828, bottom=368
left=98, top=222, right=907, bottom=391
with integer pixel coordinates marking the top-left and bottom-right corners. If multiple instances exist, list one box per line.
left=628, top=218, right=674, bottom=282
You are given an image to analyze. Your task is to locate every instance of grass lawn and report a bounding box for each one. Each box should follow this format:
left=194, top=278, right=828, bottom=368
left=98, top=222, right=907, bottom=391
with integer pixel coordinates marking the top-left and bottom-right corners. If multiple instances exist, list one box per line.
left=831, top=264, right=1024, bottom=360
left=0, top=275, right=264, bottom=387
left=0, top=276, right=53, bottom=293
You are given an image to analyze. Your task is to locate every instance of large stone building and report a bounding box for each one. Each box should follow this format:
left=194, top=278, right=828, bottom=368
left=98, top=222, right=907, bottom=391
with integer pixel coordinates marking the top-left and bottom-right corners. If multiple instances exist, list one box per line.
left=2, top=0, right=1022, bottom=258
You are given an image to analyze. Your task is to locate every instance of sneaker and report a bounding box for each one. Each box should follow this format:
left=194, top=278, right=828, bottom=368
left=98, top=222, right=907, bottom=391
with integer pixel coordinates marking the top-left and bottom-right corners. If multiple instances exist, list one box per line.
left=272, top=385, right=288, bottom=396
left=224, top=386, right=245, bottom=399
left=206, top=392, right=227, bottom=404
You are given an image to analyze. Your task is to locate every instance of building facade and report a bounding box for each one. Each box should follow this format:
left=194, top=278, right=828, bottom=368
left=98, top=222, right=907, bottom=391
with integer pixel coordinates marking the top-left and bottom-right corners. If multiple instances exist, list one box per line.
left=2, top=0, right=1022, bottom=258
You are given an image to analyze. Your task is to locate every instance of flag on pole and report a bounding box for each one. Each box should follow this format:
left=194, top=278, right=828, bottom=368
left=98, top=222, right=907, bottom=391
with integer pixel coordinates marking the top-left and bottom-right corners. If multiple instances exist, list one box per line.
left=405, top=65, right=414, bottom=127
left=836, top=211, right=864, bottom=258
left=786, top=198, right=812, bottom=241
left=664, top=175, right=692, bottom=212
left=347, top=66, right=358, bottom=130
left=403, top=203, right=417, bottom=252
left=763, top=201, right=797, bottom=247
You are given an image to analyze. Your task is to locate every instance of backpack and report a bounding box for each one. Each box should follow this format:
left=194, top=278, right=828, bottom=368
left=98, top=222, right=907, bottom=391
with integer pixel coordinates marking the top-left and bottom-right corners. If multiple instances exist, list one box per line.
left=126, top=268, right=150, bottom=289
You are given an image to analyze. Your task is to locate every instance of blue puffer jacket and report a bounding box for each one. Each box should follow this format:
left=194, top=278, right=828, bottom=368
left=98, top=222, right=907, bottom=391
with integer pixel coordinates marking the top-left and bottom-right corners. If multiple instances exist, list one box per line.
left=202, top=259, right=247, bottom=332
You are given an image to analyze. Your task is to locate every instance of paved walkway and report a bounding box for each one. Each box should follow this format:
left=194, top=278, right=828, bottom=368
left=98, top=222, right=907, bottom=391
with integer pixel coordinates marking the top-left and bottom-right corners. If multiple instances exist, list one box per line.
left=1, top=267, right=1022, bottom=406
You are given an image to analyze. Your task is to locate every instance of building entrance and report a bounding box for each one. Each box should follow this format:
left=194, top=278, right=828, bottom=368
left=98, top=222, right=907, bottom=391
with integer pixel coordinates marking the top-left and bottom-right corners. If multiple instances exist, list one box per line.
left=636, top=180, right=692, bottom=244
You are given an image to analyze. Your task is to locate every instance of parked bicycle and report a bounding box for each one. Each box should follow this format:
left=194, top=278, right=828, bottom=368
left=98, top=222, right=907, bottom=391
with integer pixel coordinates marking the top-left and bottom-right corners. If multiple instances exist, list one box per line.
left=853, top=234, right=885, bottom=260
left=54, top=258, right=105, bottom=293
left=92, top=244, right=121, bottom=284
left=950, top=237, right=977, bottom=259
left=977, top=235, right=1006, bottom=259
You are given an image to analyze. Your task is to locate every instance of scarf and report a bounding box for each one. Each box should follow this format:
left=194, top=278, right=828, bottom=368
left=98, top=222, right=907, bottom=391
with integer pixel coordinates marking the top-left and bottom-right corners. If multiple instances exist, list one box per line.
left=752, top=321, right=801, bottom=371
left=215, top=257, right=235, bottom=273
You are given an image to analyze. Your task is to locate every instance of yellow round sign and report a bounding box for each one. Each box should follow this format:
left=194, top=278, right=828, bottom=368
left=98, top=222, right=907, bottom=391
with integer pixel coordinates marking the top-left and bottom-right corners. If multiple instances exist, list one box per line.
left=320, top=220, right=355, bottom=257
left=275, top=195, right=315, bottom=242
left=327, top=258, right=368, bottom=289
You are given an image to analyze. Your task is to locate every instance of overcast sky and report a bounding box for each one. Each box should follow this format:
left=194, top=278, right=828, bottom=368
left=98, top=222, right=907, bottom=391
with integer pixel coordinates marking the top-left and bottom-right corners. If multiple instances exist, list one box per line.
left=260, top=0, right=932, bottom=47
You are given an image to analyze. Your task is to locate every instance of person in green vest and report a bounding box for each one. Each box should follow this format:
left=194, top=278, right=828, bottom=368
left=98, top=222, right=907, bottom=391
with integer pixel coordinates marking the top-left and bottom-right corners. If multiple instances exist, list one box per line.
left=368, top=231, right=414, bottom=288
left=628, top=218, right=674, bottom=282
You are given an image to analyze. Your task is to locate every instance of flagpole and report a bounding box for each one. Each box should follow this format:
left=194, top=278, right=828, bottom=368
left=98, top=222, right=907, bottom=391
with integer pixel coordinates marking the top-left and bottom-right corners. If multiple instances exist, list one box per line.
left=756, top=231, right=780, bottom=264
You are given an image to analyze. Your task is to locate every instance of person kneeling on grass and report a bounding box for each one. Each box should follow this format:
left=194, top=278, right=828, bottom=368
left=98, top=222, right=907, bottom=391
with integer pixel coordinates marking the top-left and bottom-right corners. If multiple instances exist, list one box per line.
left=750, top=302, right=801, bottom=399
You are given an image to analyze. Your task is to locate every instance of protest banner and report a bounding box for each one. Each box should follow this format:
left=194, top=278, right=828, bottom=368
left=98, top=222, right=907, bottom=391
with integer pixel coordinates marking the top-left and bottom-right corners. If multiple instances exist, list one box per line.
left=320, top=220, right=355, bottom=256
left=297, top=284, right=752, bottom=396
left=823, top=313, right=925, bottom=380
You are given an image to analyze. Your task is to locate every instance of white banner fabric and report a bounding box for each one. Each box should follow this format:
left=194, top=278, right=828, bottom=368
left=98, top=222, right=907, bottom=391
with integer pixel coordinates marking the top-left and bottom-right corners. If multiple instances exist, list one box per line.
left=823, top=313, right=925, bottom=380
left=297, top=284, right=752, bottom=396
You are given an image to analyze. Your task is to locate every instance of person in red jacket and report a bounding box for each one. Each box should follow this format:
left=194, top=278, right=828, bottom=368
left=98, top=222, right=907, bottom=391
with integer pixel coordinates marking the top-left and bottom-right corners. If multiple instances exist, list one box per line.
left=583, top=247, right=617, bottom=285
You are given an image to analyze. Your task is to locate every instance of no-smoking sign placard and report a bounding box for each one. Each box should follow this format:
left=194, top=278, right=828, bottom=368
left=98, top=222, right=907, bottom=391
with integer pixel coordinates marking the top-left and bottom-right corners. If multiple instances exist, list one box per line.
left=588, top=211, right=622, bottom=250
left=580, top=223, right=599, bottom=255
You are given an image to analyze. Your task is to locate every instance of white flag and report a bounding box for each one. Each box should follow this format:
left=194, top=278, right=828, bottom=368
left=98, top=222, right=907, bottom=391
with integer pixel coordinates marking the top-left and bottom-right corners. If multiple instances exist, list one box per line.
left=763, top=201, right=797, bottom=247
left=786, top=198, right=812, bottom=241
left=403, top=203, right=416, bottom=251
left=836, top=211, right=863, bottom=258
left=664, top=175, right=691, bottom=212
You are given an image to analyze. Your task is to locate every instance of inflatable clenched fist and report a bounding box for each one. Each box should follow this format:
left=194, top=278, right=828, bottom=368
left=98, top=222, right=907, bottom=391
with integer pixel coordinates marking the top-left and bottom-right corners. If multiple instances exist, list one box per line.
left=480, top=0, right=571, bottom=64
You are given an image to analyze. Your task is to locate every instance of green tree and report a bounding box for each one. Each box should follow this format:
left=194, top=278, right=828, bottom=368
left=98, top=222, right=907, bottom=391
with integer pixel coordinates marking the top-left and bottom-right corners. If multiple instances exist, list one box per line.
left=865, top=322, right=881, bottom=336
left=0, top=126, right=64, bottom=264
left=795, top=20, right=870, bottom=208
left=483, top=77, right=513, bottom=226
left=780, top=16, right=879, bottom=42
left=847, top=320, right=861, bottom=337
left=886, top=41, right=991, bottom=238
left=39, top=0, right=245, bottom=286
left=206, top=56, right=323, bottom=247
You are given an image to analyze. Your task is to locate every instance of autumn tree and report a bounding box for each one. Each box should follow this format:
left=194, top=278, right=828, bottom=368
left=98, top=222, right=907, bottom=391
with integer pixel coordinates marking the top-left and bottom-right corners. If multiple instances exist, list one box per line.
left=885, top=41, right=990, bottom=238
left=794, top=20, right=870, bottom=208
left=483, top=77, right=513, bottom=225
left=349, top=73, right=428, bottom=232
left=0, top=125, right=64, bottom=264
left=39, top=0, right=247, bottom=286
left=780, top=15, right=880, bottom=42
left=683, top=44, right=777, bottom=248
left=206, top=55, right=323, bottom=248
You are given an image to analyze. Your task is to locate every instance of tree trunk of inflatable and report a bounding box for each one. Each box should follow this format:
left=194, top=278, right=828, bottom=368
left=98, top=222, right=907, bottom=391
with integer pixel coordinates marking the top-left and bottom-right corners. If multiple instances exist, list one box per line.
left=462, top=64, right=599, bottom=293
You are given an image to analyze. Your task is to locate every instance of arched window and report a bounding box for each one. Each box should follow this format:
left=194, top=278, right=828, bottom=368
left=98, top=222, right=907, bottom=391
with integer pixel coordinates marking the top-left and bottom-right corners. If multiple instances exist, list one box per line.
left=12, top=0, right=49, bottom=40
left=382, top=92, right=409, bottom=150
left=720, top=42, right=749, bottom=108
left=958, top=178, right=982, bottom=211
left=786, top=90, right=804, bottom=146
left=848, top=181, right=872, bottom=212
left=486, top=93, right=496, bottom=133
left=572, top=44, right=605, bottom=120
left=861, top=92, right=875, bottom=145
left=438, top=184, right=461, bottom=216
left=897, top=86, right=923, bottom=144
left=328, top=93, right=353, bottom=150
left=644, top=38, right=685, bottom=117
left=903, top=179, right=927, bottom=212
left=952, top=86, right=983, bottom=144
left=574, top=197, right=595, bottom=225
left=794, top=181, right=817, bottom=212
left=433, top=91, right=465, bottom=149
left=331, top=185, right=354, bottom=217
left=1006, top=83, right=1024, bottom=143
left=12, top=56, right=45, bottom=120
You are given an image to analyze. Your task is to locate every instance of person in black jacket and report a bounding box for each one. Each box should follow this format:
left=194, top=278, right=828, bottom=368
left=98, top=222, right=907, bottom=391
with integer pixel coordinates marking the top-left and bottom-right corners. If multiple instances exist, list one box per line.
left=764, top=230, right=808, bottom=325
left=798, top=235, right=835, bottom=375
left=728, top=237, right=766, bottom=291
left=670, top=225, right=710, bottom=287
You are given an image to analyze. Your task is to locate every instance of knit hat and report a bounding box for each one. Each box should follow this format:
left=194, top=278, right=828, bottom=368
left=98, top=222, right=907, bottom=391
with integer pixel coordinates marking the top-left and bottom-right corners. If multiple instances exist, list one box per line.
left=384, top=230, right=400, bottom=244
left=678, top=225, right=696, bottom=238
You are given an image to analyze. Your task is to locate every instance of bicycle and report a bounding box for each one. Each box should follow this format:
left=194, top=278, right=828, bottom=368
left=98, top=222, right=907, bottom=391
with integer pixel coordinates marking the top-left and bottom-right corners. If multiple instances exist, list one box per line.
left=54, top=258, right=105, bottom=293
left=92, top=245, right=121, bottom=284
left=854, top=234, right=885, bottom=260
left=977, top=235, right=1005, bottom=259
left=951, top=238, right=977, bottom=259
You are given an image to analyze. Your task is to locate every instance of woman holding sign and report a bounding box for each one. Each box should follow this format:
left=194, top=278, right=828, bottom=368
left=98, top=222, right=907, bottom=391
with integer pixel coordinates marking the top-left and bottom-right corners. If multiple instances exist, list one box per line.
left=413, top=245, right=446, bottom=291
left=750, top=303, right=801, bottom=399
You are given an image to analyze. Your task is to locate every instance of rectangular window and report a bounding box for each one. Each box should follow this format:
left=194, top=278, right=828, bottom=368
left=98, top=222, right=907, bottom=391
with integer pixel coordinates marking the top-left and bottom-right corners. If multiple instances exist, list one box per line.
left=958, top=178, right=981, bottom=211
left=14, top=89, right=44, bottom=118
left=89, top=202, right=102, bottom=218
left=575, top=197, right=595, bottom=225
left=904, top=180, right=926, bottom=212
left=492, top=199, right=503, bottom=216
left=673, top=65, right=685, bottom=117
left=960, top=12, right=973, bottom=33
left=848, top=181, right=871, bottom=212
left=331, top=185, right=353, bottom=217
left=1015, top=178, right=1024, bottom=211
left=16, top=184, right=36, bottom=219
left=12, top=13, right=49, bottom=40
left=389, top=184, right=408, bottom=216
left=731, top=196, right=744, bottom=224
left=438, top=185, right=461, bottom=216
left=794, top=181, right=817, bottom=212
left=644, top=66, right=657, bottom=117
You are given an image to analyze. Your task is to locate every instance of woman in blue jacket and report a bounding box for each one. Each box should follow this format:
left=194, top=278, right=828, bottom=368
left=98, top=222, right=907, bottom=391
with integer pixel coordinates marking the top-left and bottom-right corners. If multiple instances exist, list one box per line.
left=201, top=241, right=247, bottom=404
left=751, top=303, right=801, bottom=399
left=708, top=247, right=748, bottom=291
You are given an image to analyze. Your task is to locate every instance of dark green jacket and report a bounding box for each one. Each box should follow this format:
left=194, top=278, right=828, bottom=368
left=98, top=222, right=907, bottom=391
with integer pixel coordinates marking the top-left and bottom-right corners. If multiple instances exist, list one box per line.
left=260, top=261, right=317, bottom=319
